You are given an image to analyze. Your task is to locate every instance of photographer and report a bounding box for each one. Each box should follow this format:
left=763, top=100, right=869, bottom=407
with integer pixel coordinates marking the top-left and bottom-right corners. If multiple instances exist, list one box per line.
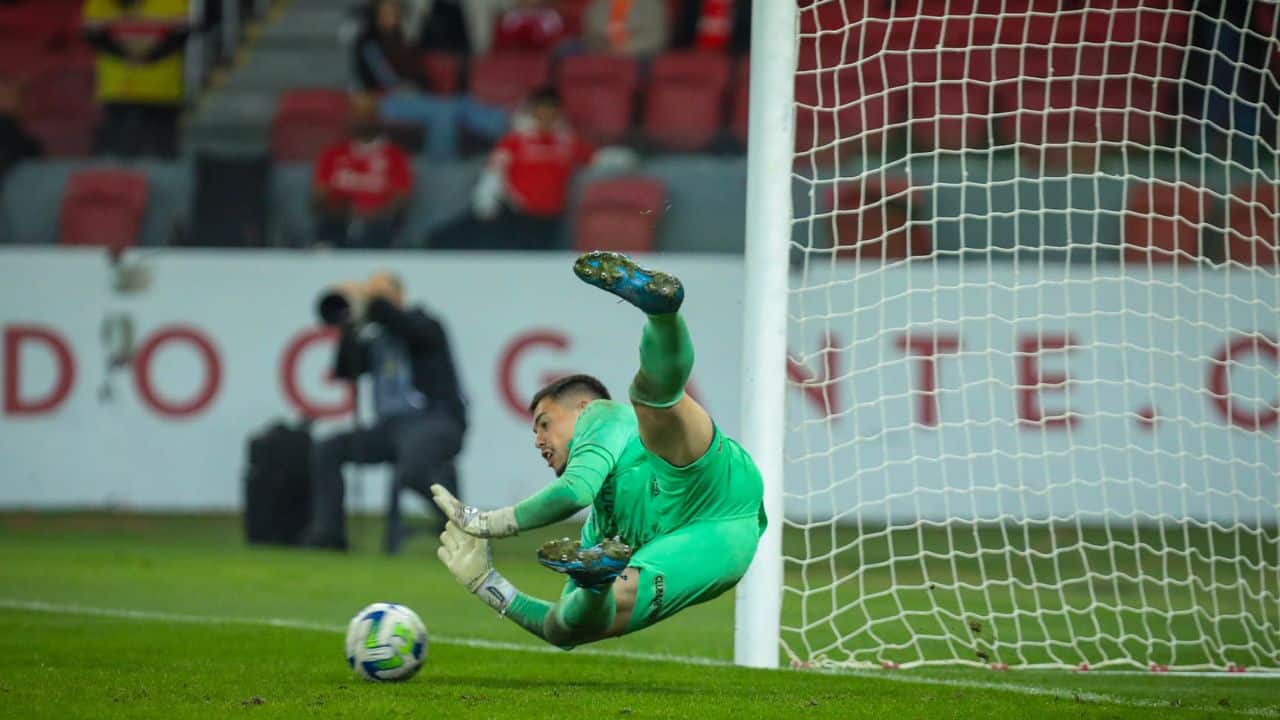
left=304, top=271, right=466, bottom=551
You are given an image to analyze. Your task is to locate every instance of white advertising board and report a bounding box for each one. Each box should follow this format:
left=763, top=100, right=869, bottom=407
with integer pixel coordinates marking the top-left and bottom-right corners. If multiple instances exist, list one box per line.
left=0, top=249, right=1275, bottom=523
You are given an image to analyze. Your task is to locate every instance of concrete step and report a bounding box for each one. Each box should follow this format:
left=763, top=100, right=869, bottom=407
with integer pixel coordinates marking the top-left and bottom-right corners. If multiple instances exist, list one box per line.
left=220, top=47, right=350, bottom=93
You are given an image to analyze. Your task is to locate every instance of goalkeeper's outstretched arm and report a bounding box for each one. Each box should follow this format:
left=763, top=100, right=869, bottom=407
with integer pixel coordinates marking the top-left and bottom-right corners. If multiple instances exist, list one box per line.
left=430, top=446, right=613, bottom=538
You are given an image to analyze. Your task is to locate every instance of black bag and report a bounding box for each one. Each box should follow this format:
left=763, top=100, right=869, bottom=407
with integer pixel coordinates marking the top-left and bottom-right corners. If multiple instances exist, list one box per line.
left=243, top=420, right=313, bottom=545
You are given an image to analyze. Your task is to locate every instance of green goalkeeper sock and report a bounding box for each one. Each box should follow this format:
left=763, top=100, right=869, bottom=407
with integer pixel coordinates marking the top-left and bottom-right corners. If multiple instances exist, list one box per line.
left=502, top=592, right=554, bottom=643
left=543, top=587, right=616, bottom=648
left=630, top=312, right=694, bottom=408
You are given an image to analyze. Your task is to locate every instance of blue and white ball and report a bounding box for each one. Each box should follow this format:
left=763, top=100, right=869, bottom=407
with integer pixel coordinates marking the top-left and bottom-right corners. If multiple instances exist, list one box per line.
left=345, top=602, right=428, bottom=682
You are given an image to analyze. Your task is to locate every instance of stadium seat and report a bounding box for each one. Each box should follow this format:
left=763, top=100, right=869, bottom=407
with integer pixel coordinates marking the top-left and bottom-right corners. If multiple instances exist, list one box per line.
left=1225, top=183, right=1280, bottom=269
left=270, top=89, right=350, bottom=163
left=796, top=64, right=900, bottom=162
left=558, top=55, right=640, bottom=145
left=421, top=52, right=463, bottom=95
left=58, top=168, right=149, bottom=252
left=468, top=52, right=551, bottom=110
left=19, top=64, right=99, bottom=157
left=829, top=177, right=932, bottom=261
left=730, top=57, right=749, bottom=147
left=0, top=41, right=54, bottom=83
left=1122, top=182, right=1207, bottom=264
left=641, top=51, right=731, bottom=152
left=799, top=0, right=878, bottom=70
left=0, top=1, right=78, bottom=49
left=886, top=2, right=1000, bottom=52
left=994, top=42, right=1181, bottom=165
left=558, top=0, right=591, bottom=37
left=573, top=176, right=666, bottom=253
left=902, top=48, right=994, bottom=151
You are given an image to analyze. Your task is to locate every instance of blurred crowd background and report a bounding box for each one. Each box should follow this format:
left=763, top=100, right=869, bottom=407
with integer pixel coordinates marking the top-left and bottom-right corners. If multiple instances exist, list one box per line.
left=0, top=0, right=1276, bottom=263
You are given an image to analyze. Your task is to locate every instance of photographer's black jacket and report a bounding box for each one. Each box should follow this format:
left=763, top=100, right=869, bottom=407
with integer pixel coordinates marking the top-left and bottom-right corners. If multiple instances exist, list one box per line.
left=333, top=299, right=467, bottom=428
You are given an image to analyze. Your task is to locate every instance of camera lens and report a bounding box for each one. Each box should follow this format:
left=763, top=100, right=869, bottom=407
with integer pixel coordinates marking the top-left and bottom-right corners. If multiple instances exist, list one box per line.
left=317, top=292, right=351, bottom=326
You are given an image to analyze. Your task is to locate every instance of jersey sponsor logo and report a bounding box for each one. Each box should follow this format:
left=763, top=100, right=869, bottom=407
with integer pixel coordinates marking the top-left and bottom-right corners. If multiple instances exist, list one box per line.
left=650, top=574, right=665, bottom=611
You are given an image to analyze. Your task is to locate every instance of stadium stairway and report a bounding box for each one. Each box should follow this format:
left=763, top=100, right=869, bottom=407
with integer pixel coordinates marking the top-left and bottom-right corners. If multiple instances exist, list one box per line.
left=184, top=0, right=352, bottom=156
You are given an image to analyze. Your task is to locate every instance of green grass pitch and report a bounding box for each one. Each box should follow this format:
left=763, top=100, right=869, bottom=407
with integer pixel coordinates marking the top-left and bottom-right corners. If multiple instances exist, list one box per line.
left=0, top=512, right=1276, bottom=719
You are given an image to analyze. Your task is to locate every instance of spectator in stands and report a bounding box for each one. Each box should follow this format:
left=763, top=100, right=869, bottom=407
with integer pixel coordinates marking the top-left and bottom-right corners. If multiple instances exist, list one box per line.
left=353, top=0, right=506, bottom=160
left=672, top=0, right=750, bottom=55
left=430, top=86, right=632, bottom=251
left=0, top=81, right=42, bottom=183
left=304, top=270, right=467, bottom=551
left=311, top=94, right=414, bottom=249
left=491, top=0, right=567, bottom=54
left=408, top=0, right=516, bottom=53
left=581, top=0, right=669, bottom=58
left=83, top=0, right=190, bottom=158
left=1183, top=0, right=1279, bottom=160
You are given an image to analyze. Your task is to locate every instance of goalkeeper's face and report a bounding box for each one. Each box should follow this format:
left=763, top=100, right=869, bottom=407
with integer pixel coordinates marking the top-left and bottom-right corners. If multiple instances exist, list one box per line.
left=531, top=397, right=582, bottom=477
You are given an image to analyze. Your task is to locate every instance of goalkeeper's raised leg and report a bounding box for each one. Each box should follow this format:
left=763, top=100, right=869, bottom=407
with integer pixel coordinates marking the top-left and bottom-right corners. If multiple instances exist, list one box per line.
left=572, top=250, right=714, bottom=471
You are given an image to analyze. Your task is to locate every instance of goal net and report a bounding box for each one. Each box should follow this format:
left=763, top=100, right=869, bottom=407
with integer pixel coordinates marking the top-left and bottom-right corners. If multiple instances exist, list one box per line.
left=778, top=0, right=1279, bottom=671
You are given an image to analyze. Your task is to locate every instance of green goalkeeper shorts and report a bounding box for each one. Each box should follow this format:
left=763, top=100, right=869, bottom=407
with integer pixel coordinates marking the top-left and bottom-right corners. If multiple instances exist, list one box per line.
left=627, top=425, right=767, bottom=630
left=623, top=514, right=763, bottom=631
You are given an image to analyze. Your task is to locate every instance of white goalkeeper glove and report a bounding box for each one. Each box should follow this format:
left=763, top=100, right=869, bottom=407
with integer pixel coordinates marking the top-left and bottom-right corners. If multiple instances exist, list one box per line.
left=430, top=484, right=519, bottom=538
left=437, top=521, right=515, bottom=613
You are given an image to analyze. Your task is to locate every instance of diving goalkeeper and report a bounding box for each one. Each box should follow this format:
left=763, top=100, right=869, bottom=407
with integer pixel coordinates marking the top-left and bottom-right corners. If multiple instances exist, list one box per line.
left=430, top=251, right=766, bottom=648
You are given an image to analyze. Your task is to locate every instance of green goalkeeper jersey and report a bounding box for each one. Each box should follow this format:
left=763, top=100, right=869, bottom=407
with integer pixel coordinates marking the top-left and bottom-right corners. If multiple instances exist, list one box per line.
left=568, top=400, right=766, bottom=549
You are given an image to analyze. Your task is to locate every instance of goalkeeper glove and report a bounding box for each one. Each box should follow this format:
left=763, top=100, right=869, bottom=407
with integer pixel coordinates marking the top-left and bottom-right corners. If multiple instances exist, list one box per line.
left=430, top=484, right=519, bottom=538
left=437, top=522, right=515, bottom=613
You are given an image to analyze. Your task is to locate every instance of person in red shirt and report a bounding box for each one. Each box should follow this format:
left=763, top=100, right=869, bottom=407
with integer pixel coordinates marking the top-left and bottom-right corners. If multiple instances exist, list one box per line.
left=672, top=0, right=751, bottom=56
left=312, top=94, right=415, bottom=249
left=431, top=87, right=595, bottom=251
left=491, top=0, right=567, bottom=54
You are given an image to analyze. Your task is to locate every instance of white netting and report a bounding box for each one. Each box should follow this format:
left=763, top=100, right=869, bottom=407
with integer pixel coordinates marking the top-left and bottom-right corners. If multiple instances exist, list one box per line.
left=782, top=0, right=1279, bottom=671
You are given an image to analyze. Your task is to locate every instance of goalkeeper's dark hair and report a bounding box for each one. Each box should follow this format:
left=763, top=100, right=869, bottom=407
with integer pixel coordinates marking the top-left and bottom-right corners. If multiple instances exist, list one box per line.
left=529, top=374, right=611, bottom=413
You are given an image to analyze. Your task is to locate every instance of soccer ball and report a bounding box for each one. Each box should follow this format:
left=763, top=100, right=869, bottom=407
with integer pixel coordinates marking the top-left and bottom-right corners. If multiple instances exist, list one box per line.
left=345, top=602, right=428, bottom=681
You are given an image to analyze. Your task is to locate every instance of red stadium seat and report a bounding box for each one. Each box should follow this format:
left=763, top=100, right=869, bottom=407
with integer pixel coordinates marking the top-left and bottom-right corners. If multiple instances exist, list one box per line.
left=0, top=1, right=78, bottom=49
left=799, top=0, right=880, bottom=70
left=19, top=64, right=99, bottom=157
left=270, top=90, right=350, bottom=163
left=795, top=1, right=899, bottom=162
left=558, top=0, right=591, bottom=37
left=642, top=51, right=731, bottom=152
left=421, top=52, right=462, bottom=95
left=468, top=52, right=550, bottom=110
left=0, top=39, right=58, bottom=83
left=886, top=2, right=999, bottom=52
left=1122, top=182, right=1208, bottom=264
left=573, top=176, right=666, bottom=253
left=995, top=41, right=1182, bottom=165
left=1225, top=184, right=1280, bottom=269
left=58, top=168, right=149, bottom=252
left=558, top=55, right=640, bottom=145
left=796, top=63, right=900, bottom=163
left=902, top=47, right=994, bottom=150
left=730, top=57, right=749, bottom=146
left=995, top=0, right=1083, bottom=46
left=829, top=177, right=931, bottom=261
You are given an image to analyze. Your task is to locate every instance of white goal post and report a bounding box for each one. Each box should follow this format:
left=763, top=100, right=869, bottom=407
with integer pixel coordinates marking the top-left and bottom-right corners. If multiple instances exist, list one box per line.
left=736, top=0, right=1279, bottom=672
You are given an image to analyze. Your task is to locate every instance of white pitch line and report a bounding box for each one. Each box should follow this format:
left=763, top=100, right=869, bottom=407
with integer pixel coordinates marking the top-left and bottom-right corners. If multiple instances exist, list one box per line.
left=1, top=598, right=1277, bottom=717
left=0, top=599, right=732, bottom=667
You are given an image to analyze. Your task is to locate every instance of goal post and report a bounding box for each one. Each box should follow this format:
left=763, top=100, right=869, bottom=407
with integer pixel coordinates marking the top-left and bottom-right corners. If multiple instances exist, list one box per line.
left=736, top=0, right=1280, bottom=672
left=733, top=0, right=798, bottom=669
